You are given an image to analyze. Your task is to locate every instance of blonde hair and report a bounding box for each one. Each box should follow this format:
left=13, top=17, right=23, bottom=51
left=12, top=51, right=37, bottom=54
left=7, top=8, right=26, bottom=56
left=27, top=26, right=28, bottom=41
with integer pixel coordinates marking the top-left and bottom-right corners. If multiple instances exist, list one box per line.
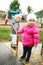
left=15, top=14, right=22, bottom=20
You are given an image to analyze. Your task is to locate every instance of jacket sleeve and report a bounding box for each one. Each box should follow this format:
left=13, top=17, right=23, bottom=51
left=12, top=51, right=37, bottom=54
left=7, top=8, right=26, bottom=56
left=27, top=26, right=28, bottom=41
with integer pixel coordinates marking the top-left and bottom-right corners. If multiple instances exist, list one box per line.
left=33, top=27, right=39, bottom=45
left=17, top=26, right=24, bottom=34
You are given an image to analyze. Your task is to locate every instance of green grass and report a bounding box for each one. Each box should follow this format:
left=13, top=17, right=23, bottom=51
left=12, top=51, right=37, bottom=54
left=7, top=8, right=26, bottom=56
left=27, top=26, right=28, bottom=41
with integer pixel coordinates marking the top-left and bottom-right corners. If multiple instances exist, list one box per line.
left=18, top=34, right=21, bottom=41
left=0, top=27, right=21, bottom=41
left=0, top=27, right=11, bottom=41
left=0, top=27, right=43, bottom=43
left=39, top=30, right=43, bottom=42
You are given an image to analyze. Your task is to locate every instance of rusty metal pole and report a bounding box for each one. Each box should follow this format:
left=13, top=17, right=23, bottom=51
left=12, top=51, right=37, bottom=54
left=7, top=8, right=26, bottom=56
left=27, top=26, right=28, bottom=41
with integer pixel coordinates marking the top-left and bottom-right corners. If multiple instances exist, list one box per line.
left=16, top=34, right=18, bottom=56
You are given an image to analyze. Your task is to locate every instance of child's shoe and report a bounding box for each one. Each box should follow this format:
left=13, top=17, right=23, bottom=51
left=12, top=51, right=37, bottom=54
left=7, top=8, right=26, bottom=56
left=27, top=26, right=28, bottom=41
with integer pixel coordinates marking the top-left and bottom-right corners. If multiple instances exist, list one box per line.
left=19, top=56, right=25, bottom=61
left=25, top=58, right=29, bottom=64
left=22, top=60, right=29, bottom=65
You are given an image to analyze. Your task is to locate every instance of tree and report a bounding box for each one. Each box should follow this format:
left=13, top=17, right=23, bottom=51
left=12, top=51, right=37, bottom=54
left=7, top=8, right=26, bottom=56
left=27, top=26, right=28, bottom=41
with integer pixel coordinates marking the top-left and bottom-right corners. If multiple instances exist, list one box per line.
left=27, top=6, right=33, bottom=13
left=10, top=0, right=20, bottom=11
left=35, top=10, right=43, bottom=18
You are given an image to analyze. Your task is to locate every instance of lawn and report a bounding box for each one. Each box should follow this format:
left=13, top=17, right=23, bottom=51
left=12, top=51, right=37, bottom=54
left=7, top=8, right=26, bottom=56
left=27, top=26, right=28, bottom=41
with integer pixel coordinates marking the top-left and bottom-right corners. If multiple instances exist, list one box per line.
left=0, top=27, right=43, bottom=43
left=0, top=26, right=21, bottom=41
left=40, top=30, right=43, bottom=42
left=0, top=27, right=11, bottom=41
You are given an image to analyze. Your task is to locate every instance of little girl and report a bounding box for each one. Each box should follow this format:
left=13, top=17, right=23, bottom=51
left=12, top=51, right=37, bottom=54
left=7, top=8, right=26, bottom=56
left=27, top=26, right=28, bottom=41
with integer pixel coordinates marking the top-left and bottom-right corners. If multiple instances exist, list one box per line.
left=17, top=13, right=39, bottom=63
left=11, top=14, right=22, bottom=48
left=5, top=14, right=22, bottom=48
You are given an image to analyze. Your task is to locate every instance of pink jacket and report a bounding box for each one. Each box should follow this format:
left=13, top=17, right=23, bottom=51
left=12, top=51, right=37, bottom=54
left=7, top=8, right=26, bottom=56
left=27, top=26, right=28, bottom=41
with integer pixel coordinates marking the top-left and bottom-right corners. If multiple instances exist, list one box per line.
left=18, top=24, right=39, bottom=47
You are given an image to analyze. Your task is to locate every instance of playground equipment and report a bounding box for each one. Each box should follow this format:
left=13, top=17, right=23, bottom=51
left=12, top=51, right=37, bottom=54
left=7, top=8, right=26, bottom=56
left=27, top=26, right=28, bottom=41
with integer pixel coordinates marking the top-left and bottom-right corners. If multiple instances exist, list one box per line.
left=0, top=9, right=22, bottom=56
left=8, top=9, right=22, bottom=56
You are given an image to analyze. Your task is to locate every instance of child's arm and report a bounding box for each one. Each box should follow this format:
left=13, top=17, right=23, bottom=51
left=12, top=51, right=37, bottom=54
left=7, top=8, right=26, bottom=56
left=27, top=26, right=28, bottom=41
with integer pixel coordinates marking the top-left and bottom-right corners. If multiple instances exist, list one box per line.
left=33, top=27, right=39, bottom=47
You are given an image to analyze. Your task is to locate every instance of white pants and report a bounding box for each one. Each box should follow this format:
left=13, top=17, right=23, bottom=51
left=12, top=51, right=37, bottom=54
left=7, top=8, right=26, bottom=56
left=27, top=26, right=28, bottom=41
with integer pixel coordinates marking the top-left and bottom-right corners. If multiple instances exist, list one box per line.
left=11, top=34, right=17, bottom=44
